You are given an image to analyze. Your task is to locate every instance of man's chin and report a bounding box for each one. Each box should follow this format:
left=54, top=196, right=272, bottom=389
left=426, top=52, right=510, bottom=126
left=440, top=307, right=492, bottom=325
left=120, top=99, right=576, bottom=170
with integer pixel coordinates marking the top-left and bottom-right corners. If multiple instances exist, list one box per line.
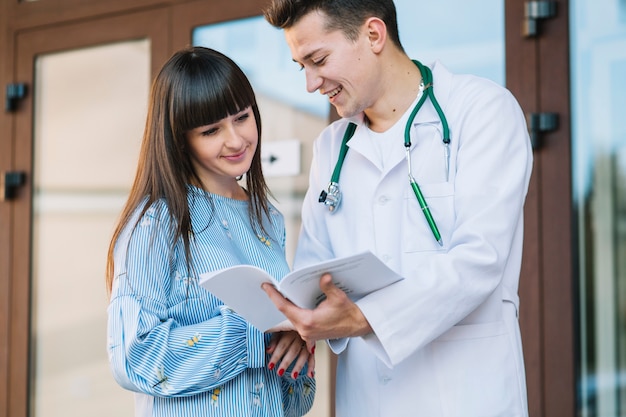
left=333, top=105, right=358, bottom=119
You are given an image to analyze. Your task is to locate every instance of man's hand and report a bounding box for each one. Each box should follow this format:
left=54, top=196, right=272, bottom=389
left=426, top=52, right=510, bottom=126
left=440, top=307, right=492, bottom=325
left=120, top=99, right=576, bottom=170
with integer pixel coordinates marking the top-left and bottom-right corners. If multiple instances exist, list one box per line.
left=261, top=273, right=373, bottom=347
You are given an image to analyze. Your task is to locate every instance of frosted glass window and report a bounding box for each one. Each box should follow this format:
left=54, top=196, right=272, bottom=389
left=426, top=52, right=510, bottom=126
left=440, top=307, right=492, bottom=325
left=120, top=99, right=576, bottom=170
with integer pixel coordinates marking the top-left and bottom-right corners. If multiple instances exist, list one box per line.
left=30, top=39, right=150, bottom=417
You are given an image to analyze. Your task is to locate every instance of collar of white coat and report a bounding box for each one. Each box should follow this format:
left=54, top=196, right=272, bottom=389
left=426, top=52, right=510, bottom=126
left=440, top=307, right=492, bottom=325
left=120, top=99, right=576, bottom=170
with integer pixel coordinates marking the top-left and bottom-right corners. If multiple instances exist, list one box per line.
left=342, top=60, right=453, bottom=169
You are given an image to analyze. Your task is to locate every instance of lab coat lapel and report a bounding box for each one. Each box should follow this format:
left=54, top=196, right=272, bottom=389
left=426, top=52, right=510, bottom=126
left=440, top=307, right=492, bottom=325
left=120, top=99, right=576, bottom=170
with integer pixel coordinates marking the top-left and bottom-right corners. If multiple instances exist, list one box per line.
left=384, top=96, right=443, bottom=175
left=344, top=62, right=453, bottom=176
left=344, top=121, right=385, bottom=172
left=400, top=61, right=453, bottom=174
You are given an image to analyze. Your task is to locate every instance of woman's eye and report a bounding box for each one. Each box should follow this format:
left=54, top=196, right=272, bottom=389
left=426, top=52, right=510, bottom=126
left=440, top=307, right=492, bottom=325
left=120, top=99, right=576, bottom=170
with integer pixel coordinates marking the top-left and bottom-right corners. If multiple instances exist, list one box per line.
left=236, top=112, right=250, bottom=122
left=201, top=127, right=218, bottom=136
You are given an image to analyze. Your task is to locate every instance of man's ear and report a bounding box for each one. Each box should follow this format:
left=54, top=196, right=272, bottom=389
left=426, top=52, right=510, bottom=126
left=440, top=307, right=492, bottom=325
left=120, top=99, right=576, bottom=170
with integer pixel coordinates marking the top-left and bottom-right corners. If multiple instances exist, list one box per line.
left=365, top=17, right=387, bottom=53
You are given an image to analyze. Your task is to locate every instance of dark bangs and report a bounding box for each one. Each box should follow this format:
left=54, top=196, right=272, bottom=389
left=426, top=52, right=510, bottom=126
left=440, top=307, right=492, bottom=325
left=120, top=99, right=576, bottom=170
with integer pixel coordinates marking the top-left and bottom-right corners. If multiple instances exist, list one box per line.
left=169, top=50, right=257, bottom=135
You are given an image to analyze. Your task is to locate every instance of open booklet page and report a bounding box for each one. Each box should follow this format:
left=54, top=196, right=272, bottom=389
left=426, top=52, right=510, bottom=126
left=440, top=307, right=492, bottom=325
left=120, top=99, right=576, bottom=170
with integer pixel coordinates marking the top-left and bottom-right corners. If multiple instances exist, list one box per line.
left=199, top=251, right=403, bottom=331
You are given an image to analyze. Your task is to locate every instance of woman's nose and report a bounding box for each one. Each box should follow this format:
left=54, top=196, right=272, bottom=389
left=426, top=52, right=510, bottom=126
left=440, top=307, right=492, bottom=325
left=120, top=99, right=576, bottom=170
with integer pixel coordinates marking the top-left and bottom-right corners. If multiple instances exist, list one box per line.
left=224, top=125, right=244, bottom=148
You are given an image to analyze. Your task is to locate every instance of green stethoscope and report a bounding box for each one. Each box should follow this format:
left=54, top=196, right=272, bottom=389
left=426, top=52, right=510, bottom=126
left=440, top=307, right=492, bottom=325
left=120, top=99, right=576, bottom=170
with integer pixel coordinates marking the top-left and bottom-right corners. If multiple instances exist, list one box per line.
left=318, top=60, right=450, bottom=246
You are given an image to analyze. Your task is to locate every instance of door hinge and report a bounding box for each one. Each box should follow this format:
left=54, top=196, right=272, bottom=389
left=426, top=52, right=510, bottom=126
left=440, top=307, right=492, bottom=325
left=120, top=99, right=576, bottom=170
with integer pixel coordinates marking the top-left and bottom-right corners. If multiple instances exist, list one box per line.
left=5, top=83, right=28, bottom=112
left=1, top=171, right=27, bottom=201
left=523, top=1, right=557, bottom=37
left=527, top=112, right=559, bottom=149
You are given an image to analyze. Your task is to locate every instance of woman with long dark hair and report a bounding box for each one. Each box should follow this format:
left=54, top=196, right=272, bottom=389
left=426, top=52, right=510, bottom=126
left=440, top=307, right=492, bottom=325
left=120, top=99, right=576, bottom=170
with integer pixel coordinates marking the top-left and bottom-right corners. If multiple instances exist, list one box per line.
left=105, top=46, right=315, bottom=417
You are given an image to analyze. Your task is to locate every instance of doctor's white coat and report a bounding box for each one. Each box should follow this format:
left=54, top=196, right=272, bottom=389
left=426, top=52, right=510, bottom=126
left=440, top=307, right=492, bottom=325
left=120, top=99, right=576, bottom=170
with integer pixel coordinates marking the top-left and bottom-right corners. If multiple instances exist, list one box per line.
left=294, top=61, right=533, bottom=417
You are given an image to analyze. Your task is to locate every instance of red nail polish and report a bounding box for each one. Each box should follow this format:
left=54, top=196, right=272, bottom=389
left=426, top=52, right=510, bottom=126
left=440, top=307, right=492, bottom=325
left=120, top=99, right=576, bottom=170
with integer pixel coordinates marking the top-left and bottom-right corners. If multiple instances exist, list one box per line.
left=268, top=362, right=275, bottom=370
left=311, top=346, right=316, bottom=354
left=292, top=371, right=299, bottom=379
left=278, top=369, right=285, bottom=376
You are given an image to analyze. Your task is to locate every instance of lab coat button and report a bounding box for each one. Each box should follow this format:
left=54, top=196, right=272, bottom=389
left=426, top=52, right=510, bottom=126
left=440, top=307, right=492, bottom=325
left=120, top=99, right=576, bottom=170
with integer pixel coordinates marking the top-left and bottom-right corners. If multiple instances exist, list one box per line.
left=381, top=376, right=392, bottom=384
left=378, top=195, right=389, bottom=205
left=382, top=255, right=391, bottom=262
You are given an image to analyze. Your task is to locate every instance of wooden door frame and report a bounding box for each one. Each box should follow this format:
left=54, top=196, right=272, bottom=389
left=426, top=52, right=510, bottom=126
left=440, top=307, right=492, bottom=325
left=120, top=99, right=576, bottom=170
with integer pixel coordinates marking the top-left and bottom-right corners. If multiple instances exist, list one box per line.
left=507, top=0, right=576, bottom=416
left=3, top=8, right=172, bottom=417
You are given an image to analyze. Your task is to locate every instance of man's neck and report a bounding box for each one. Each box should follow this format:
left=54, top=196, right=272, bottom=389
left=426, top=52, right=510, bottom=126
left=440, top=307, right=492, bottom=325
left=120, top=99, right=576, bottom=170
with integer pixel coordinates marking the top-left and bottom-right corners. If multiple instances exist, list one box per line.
left=364, top=56, right=422, bottom=133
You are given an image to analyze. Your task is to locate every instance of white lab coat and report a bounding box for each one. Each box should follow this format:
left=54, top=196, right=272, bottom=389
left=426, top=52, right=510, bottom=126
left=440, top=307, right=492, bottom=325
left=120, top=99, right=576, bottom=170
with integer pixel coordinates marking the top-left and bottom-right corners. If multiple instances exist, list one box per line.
left=294, top=61, right=532, bottom=417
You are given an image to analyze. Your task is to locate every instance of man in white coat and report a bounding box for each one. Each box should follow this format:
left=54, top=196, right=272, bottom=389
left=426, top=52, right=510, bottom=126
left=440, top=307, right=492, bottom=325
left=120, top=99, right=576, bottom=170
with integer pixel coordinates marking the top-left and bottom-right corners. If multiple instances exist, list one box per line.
left=262, top=1, right=532, bottom=416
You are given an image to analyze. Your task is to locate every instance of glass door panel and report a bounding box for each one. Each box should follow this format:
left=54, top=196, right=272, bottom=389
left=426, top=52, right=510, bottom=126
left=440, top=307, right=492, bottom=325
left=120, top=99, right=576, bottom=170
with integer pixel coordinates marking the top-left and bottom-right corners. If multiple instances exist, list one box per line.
left=571, top=0, right=626, bottom=415
left=397, top=0, right=505, bottom=86
left=30, top=39, right=150, bottom=417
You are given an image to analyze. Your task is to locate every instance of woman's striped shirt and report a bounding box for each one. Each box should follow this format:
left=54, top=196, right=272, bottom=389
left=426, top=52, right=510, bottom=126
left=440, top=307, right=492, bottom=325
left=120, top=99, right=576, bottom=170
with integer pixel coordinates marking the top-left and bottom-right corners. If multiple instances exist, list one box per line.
left=107, top=186, right=315, bottom=417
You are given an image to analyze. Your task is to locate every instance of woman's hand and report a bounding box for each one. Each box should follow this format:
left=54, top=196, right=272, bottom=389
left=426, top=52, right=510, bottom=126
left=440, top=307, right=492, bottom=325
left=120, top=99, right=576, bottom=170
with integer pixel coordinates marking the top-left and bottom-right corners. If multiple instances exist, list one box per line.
left=266, top=331, right=315, bottom=379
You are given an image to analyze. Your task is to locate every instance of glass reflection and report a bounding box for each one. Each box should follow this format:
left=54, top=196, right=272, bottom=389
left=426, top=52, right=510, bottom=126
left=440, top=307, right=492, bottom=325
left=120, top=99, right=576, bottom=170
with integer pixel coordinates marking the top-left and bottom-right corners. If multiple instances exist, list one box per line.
left=571, top=0, right=626, bottom=415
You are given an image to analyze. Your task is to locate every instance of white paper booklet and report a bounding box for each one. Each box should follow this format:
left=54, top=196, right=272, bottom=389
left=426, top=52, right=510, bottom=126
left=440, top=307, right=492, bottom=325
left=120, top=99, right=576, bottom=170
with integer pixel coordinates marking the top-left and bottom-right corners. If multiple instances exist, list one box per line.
left=199, top=251, right=403, bottom=331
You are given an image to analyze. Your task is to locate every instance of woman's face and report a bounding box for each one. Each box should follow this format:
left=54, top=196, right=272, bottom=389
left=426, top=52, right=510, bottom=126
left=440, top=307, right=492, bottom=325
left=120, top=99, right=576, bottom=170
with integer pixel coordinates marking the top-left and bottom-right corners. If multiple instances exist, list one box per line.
left=185, top=106, right=258, bottom=197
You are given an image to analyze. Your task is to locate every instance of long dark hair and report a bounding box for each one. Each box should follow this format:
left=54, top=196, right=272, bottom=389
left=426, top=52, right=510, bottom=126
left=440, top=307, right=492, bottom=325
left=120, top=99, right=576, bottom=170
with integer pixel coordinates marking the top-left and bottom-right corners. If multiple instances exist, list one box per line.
left=106, top=46, right=270, bottom=295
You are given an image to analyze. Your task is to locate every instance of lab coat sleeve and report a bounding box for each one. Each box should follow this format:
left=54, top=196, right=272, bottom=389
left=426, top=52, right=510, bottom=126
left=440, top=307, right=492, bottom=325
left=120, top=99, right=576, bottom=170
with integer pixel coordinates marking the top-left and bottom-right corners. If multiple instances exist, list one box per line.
left=356, top=80, right=533, bottom=366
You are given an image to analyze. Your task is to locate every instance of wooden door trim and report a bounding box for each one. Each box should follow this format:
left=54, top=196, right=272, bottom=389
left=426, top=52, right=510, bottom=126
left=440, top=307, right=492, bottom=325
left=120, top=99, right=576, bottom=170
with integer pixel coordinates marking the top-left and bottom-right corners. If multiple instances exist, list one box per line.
left=536, top=1, right=575, bottom=415
left=506, top=0, right=576, bottom=415
left=0, top=0, right=15, bottom=414
left=7, top=0, right=178, bottom=32
left=505, top=2, right=544, bottom=416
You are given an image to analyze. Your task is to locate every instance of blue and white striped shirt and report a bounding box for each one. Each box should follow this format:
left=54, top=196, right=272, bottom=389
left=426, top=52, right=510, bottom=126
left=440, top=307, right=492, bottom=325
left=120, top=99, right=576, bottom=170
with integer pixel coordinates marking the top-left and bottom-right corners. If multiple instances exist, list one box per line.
left=107, top=185, right=315, bottom=417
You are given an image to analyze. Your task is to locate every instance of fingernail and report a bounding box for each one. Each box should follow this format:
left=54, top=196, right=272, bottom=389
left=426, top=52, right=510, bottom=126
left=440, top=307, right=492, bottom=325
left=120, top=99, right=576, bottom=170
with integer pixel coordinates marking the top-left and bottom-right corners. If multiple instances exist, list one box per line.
left=311, top=346, right=315, bottom=354
left=309, top=370, right=315, bottom=378
left=278, top=369, right=285, bottom=377
left=292, top=371, right=299, bottom=379
left=268, top=362, right=275, bottom=370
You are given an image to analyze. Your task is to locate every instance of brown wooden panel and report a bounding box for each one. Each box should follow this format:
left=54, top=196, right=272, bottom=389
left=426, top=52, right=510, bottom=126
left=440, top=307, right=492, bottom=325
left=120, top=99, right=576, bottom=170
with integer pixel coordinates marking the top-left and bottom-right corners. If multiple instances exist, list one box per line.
left=1, top=0, right=17, bottom=414
left=506, top=0, right=544, bottom=415
left=507, top=0, right=576, bottom=415
left=7, top=0, right=180, bottom=31
left=537, top=1, right=576, bottom=416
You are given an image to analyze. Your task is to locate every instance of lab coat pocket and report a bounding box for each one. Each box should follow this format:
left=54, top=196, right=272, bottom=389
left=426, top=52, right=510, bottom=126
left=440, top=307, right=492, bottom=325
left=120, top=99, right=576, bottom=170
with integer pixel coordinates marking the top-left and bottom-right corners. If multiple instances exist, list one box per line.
left=431, top=321, right=524, bottom=417
left=402, top=181, right=454, bottom=252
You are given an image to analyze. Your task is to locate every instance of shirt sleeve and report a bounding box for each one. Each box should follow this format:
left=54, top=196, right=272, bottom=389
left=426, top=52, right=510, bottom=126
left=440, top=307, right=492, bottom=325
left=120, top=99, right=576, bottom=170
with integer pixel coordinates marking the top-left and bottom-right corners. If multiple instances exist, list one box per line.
left=280, top=373, right=316, bottom=417
left=106, top=203, right=267, bottom=397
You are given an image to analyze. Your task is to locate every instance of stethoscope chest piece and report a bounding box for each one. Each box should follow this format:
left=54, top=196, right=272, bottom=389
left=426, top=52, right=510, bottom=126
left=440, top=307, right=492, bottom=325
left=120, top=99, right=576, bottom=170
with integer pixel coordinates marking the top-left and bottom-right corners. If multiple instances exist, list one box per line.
left=319, top=182, right=341, bottom=212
